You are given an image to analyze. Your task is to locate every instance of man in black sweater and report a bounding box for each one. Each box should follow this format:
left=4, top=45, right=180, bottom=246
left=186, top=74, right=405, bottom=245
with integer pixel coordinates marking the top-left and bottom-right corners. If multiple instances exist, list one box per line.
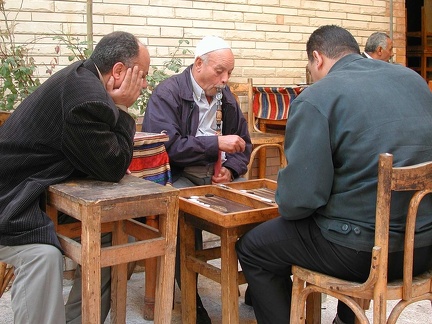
left=0, top=31, right=149, bottom=323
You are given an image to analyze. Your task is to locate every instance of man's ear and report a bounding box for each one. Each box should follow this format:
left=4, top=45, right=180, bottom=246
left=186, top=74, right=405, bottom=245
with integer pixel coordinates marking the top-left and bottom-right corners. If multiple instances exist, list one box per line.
left=313, top=50, right=324, bottom=69
left=111, top=62, right=126, bottom=80
left=376, top=46, right=384, bottom=55
left=194, top=57, right=204, bottom=72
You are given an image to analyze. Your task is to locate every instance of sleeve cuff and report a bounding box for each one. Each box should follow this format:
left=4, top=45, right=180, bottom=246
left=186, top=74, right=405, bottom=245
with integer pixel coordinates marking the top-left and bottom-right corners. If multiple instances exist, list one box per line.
left=225, top=166, right=238, bottom=180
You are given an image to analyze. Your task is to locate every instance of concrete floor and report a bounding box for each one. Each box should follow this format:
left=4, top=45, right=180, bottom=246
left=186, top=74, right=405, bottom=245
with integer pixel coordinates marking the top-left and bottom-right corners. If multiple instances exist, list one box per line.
left=1, top=233, right=432, bottom=323
left=1, top=269, right=432, bottom=323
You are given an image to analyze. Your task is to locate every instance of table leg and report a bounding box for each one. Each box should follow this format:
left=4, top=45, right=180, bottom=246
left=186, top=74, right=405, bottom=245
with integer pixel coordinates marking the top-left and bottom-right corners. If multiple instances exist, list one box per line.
left=258, top=147, right=267, bottom=179
left=110, top=220, right=129, bottom=323
left=153, top=195, right=178, bottom=324
left=180, top=213, right=197, bottom=324
left=220, top=228, right=240, bottom=324
left=143, top=215, right=158, bottom=320
left=81, top=207, right=102, bottom=324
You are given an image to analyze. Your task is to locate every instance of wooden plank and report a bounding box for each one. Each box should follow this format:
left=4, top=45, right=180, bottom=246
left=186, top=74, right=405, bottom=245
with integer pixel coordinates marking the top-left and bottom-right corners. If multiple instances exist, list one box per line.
left=100, top=238, right=166, bottom=267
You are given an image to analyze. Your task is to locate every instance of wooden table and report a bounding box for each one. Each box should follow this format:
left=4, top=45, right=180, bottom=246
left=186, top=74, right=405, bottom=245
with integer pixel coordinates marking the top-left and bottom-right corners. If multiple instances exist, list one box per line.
left=221, top=178, right=277, bottom=203
left=46, top=175, right=179, bottom=324
left=179, top=180, right=279, bottom=324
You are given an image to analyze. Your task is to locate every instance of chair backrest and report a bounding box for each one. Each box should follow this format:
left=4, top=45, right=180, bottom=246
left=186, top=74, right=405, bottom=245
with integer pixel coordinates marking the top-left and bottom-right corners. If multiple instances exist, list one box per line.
left=375, top=153, right=432, bottom=299
left=252, top=86, right=297, bottom=121
left=228, top=78, right=254, bottom=133
left=229, top=78, right=304, bottom=134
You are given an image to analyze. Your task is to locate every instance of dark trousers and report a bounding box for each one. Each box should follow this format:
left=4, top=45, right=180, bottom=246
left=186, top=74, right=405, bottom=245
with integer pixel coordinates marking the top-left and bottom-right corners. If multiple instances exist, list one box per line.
left=235, top=216, right=432, bottom=324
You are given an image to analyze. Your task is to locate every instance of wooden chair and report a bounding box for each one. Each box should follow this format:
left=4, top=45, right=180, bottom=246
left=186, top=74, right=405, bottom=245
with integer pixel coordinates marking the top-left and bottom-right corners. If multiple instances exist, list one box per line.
left=0, top=262, right=14, bottom=298
left=252, top=85, right=300, bottom=133
left=229, top=78, right=287, bottom=179
left=290, top=153, right=432, bottom=324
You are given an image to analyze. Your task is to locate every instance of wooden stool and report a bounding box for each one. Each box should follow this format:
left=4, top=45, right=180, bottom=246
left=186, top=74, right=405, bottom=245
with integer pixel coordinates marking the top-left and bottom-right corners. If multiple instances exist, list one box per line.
left=179, top=182, right=279, bottom=323
left=46, top=175, right=179, bottom=324
left=0, top=262, right=14, bottom=298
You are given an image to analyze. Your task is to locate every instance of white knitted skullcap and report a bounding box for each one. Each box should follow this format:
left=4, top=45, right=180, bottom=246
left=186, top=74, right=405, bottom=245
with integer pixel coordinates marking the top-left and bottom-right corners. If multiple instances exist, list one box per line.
left=194, top=36, right=231, bottom=59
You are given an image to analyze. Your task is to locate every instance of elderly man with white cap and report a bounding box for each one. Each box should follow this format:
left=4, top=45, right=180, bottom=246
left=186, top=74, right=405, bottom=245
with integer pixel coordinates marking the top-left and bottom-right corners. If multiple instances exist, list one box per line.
left=143, top=35, right=252, bottom=323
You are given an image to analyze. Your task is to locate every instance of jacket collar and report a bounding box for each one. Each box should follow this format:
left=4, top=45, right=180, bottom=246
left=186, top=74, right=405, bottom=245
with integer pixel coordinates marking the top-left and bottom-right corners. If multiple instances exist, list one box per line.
left=177, top=65, right=195, bottom=102
left=328, top=53, right=364, bottom=75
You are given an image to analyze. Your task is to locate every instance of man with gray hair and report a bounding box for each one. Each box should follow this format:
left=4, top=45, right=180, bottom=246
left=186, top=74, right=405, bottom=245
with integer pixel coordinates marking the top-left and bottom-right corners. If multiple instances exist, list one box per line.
left=362, top=31, right=393, bottom=62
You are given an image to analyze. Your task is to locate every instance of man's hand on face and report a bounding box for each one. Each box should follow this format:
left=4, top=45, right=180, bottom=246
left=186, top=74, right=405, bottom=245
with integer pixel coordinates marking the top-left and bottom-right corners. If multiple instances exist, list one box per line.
left=107, top=65, right=144, bottom=108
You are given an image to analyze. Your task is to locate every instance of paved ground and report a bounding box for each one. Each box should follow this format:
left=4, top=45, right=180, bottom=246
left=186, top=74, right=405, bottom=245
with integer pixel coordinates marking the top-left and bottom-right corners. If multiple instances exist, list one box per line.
left=1, top=234, right=432, bottom=323
left=2, top=269, right=432, bottom=323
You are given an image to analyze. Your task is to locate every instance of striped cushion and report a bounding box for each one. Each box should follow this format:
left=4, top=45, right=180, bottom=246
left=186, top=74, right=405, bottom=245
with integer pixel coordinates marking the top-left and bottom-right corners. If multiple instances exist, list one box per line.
left=129, top=142, right=172, bottom=186
left=253, top=87, right=297, bottom=120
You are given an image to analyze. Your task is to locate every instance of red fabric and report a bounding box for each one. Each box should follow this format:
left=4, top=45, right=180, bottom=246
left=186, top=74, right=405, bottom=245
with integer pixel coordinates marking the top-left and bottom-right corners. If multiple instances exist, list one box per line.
left=253, top=87, right=298, bottom=120
left=129, top=142, right=172, bottom=186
